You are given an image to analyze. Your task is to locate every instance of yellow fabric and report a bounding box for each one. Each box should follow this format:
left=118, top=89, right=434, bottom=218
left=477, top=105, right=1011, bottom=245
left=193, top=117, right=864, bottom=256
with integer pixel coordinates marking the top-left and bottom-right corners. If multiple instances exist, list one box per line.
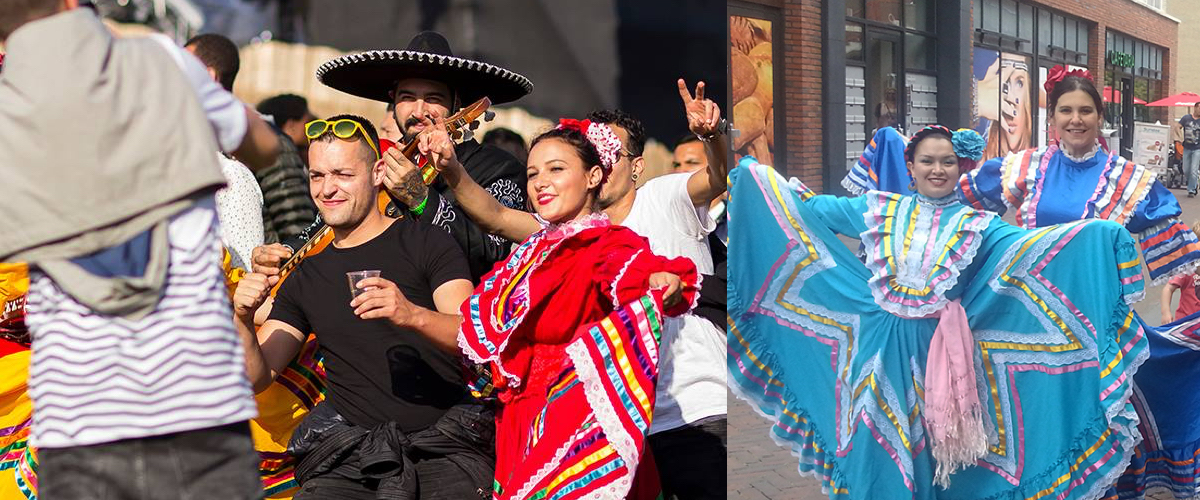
left=0, top=263, right=28, bottom=303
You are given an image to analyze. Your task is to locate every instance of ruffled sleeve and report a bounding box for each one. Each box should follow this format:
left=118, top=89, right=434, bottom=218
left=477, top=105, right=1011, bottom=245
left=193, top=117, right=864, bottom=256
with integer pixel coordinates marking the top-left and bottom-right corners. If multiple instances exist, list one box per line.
left=736, top=156, right=871, bottom=239
left=842, top=127, right=913, bottom=196
left=958, top=156, right=1010, bottom=215
left=1126, top=180, right=1200, bottom=284
left=596, top=229, right=699, bottom=317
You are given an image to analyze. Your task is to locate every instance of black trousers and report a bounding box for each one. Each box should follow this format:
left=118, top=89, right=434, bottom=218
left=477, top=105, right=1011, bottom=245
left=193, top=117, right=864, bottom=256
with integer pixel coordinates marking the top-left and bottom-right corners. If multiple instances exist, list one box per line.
left=38, top=421, right=262, bottom=500
left=649, top=415, right=728, bottom=500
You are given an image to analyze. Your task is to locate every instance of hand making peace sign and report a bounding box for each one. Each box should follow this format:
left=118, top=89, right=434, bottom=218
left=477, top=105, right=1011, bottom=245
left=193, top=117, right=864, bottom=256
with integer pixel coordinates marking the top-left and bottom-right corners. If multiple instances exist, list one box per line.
left=678, top=78, right=722, bottom=138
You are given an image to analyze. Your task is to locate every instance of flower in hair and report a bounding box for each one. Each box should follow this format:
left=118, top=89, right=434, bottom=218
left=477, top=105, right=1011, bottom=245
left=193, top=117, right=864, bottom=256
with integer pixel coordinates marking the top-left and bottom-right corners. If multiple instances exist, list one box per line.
left=556, top=118, right=622, bottom=171
left=1043, top=64, right=1093, bottom=95
left=951, top=129, right=985, bottom=161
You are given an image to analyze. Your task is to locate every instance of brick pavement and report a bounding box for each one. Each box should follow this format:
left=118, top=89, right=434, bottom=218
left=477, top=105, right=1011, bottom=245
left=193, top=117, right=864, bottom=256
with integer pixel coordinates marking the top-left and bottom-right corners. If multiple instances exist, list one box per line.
left=725, top=187, right=1200, bottom=499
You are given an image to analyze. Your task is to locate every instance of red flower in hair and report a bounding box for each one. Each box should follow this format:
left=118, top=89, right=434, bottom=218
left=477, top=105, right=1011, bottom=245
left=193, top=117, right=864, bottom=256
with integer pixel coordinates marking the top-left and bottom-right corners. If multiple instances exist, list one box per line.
left=557, top=118, right=592, bottom=134
left=1044, top=64, right=1093, bottom=95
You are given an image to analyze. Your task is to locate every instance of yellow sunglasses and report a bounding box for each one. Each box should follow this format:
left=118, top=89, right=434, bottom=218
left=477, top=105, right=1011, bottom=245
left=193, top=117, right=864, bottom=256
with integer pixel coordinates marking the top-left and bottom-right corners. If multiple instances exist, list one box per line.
left=304, top=119, right=380, bottom=159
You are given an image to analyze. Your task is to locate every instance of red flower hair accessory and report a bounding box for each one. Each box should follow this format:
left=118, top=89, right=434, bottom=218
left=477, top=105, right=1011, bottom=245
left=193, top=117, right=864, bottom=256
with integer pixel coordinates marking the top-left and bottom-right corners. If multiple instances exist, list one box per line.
left=1044, top=64, right=1093, bottom=95
left=556, top=118, right=623, bottom=171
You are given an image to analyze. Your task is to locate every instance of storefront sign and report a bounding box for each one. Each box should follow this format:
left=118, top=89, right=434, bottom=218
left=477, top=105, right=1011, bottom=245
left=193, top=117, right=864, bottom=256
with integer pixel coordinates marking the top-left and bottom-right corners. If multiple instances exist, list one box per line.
left=1132, top=122, right=1170, bottom=170
left=1108, top=50, right=1134, bottom=68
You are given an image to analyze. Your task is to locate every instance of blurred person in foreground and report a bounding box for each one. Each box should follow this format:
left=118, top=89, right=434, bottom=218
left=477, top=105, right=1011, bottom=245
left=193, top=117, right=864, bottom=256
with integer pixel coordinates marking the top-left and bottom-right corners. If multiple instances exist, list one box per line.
left=0, top=1, right=280, bottom=498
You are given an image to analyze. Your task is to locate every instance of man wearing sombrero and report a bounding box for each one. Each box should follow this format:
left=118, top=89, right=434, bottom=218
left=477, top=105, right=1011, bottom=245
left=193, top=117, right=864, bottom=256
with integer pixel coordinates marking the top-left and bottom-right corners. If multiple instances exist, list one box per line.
left=315, top=30, right=532, bottom=283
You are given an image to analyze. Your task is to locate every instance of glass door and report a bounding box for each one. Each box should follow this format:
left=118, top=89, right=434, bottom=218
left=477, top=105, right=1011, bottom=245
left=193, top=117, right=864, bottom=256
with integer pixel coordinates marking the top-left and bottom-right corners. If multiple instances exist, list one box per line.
left=865, top=29, right=904, bottom=137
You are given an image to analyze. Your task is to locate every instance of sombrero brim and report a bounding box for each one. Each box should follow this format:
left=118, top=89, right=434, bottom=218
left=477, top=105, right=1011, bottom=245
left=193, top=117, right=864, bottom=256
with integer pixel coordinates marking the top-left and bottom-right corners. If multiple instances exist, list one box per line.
left=316, top=50, right=533, bottom=105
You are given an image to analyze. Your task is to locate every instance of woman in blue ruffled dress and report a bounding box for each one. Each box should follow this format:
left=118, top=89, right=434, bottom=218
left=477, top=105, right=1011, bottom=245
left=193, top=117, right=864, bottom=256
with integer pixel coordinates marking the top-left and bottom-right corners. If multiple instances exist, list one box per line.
left=729, top=125, right=1149, bottom=499
left=956, top=68, right=1200, bottom=500
left=958, top=67, right=1200, bottom=284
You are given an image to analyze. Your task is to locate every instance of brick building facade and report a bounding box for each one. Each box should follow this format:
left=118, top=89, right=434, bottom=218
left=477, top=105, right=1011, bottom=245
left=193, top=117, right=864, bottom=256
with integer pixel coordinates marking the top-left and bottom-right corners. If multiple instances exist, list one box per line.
left=729, top=0, right=1179, bottom=193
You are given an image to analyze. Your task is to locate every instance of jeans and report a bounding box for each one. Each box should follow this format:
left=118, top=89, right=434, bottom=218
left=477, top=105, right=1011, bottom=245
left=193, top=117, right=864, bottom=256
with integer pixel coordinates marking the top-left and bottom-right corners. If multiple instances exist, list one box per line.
left=1186, top=147, right=1200, bottom=194
left=648, top=416, right=728, bottom=500
left=38, top=422, right=262, bottom=500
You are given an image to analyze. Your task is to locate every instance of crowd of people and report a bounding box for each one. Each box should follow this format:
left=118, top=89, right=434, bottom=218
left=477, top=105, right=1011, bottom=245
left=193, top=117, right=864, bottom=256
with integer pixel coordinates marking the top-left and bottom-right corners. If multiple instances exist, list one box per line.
left=733, top=63, right=1200, bottom=499
left=13, top=1, right=1200, bottom=499
left=0, top=2, right=729, bottom=500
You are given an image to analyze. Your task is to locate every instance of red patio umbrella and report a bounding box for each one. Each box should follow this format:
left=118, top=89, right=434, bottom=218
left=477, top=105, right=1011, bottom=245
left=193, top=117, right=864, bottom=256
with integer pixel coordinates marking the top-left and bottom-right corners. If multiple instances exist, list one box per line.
left=1102, top=86, right=1147, bottom=105
left=1146, top=91, right=1200, bottom=107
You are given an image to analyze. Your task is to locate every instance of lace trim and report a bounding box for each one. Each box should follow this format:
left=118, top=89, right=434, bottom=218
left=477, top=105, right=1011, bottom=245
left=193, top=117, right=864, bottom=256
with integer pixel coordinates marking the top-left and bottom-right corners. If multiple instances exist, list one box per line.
left=609, top=249, right=644, bottom=309
left=1061, top=141, right=1102, bottom=163
left=508, top=425, right=588, bottom=500
left=914, top=193, right=960, bottom=208
left=457, top=234, right=556, bottom=390
left=861, top=194, right=994, bottom=318
left=1018, top=146, right=1055, bottom=229
left=543, top=211, right=610, bottom=241
left=841, top=174, right=867, bottom=197
left=1148, top=252, right=1200, bottom=288
left=566, top=341, right=641, bottom=490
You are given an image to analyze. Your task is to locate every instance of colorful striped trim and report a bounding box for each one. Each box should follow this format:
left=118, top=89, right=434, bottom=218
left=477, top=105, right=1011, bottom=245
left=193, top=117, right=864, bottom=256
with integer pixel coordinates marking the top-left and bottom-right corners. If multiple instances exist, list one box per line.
left=1138, top=218, right=1200, bottom=286
left=506, top=294, right=666, bottom=500
left=860, top=192, right=993, bottom=318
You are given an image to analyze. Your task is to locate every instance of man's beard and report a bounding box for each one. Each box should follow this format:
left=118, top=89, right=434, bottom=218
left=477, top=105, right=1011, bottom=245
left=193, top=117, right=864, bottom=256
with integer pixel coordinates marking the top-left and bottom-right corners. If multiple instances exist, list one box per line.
left=400, top=116, right=427, bottom=144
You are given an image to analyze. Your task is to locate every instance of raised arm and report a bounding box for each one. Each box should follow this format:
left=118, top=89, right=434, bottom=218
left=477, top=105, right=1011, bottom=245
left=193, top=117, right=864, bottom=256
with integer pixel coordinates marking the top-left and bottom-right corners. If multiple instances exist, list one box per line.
left=734, top=156, right=870, bottom=239
left=679, top=79, right=729, bottom=206
left=384, top=119, right=540, bottom=242
left=234, top=107, right=282, bottom=171
left=159, top=35, right=279, bottom=171
left=958, top=155, right=1012, bottom=215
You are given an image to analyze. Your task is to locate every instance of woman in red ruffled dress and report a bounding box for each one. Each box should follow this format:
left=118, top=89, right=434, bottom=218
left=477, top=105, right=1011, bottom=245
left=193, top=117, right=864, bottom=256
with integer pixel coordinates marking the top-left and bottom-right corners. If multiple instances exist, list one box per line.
left=369, top=118, right=697, bottom=499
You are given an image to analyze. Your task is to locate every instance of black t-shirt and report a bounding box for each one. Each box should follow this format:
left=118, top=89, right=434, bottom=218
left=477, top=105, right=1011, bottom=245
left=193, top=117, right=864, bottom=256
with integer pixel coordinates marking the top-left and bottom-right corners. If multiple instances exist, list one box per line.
left=269, top=217, right=470, bottom=431
left=1182, top=114, right=1200, bottom=150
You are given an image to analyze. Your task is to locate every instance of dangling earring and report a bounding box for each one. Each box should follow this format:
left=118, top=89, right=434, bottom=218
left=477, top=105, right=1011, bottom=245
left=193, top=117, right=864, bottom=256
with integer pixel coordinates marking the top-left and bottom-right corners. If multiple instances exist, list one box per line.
left=632, top=173, right=639, bottom=181
left=907, top=170, right=915, bottom=191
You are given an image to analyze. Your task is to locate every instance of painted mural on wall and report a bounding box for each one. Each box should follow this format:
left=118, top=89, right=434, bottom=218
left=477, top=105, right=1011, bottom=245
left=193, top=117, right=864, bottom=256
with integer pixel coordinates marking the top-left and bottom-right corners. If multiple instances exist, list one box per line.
left=730, top=15, right=774, bottom=166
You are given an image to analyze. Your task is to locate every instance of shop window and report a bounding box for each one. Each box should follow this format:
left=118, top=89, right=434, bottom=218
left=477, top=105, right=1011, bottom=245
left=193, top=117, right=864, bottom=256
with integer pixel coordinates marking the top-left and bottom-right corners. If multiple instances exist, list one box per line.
left=865, top=0, right=902, bottom=26
left=983, top=0, right=1000, bottom=32
left=1018, top=3, right=1033, bottom=41
left=1053, top=14, right=1065, bottom=49
left=846, top=22, right=864, bottom=60
left=906, top=33, right=935, bottom=71
left=1037, top=9, right=1051, bottom=56
left=847, top=0, right=864, bottom=19
left=905, top=0, right=932, bottom=32
left=1076, top=29, right=1087, bottom=61
left=1001, top=0, right=1018, bottom=37
left=1066, top=20, right=1078, bottom=52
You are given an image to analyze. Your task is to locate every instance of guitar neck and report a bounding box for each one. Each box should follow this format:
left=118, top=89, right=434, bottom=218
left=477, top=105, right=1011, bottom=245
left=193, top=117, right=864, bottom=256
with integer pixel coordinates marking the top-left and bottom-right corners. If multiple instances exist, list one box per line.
left=275, top=225, right=331, bottom=284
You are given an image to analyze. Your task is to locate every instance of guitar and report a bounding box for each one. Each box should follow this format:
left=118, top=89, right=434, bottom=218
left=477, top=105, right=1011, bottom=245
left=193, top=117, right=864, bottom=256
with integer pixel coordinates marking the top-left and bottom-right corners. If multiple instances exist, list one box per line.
left=265, top=97, right=495, bottom=296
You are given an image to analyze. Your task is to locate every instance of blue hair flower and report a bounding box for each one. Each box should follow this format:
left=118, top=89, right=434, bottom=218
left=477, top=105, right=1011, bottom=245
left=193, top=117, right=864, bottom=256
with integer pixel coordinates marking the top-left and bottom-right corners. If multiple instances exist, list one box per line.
left=951, top=129, right=985, bottom=161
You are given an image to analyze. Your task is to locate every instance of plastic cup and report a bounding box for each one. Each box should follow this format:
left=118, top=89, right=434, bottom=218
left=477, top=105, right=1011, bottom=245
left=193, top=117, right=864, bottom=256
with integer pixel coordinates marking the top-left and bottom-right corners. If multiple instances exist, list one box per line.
left=347, top=270, right=382, bottom=298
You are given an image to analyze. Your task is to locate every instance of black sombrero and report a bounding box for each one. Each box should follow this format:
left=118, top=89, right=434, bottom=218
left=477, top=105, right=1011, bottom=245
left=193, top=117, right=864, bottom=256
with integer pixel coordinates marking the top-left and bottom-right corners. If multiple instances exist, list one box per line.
left=316, top=31, right=533, bottom=105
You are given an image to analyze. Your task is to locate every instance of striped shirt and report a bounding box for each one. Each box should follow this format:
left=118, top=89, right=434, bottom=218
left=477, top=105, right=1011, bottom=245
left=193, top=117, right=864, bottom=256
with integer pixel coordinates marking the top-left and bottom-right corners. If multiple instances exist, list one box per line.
left=25, top=198, right=257, bottom=448
left=256, top=134, right=316, bottom=244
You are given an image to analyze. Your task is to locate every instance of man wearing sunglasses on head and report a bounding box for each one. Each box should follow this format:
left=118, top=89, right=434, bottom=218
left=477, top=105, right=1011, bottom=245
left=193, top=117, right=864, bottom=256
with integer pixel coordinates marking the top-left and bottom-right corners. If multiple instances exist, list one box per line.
left=232, top=114, right=494, bottom=499
left=257, top=31, right=532, bottom=285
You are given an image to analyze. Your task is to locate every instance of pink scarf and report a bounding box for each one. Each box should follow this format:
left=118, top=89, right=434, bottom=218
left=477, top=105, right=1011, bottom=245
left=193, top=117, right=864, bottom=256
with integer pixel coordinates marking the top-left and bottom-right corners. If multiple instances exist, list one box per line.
left=923, top=299, right=987, bottom=487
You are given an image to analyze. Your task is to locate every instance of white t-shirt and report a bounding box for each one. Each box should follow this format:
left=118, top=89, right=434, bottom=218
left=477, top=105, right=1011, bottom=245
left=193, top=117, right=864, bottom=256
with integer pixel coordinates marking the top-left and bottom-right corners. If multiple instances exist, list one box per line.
left=620, top=173, right=726, bottom=433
